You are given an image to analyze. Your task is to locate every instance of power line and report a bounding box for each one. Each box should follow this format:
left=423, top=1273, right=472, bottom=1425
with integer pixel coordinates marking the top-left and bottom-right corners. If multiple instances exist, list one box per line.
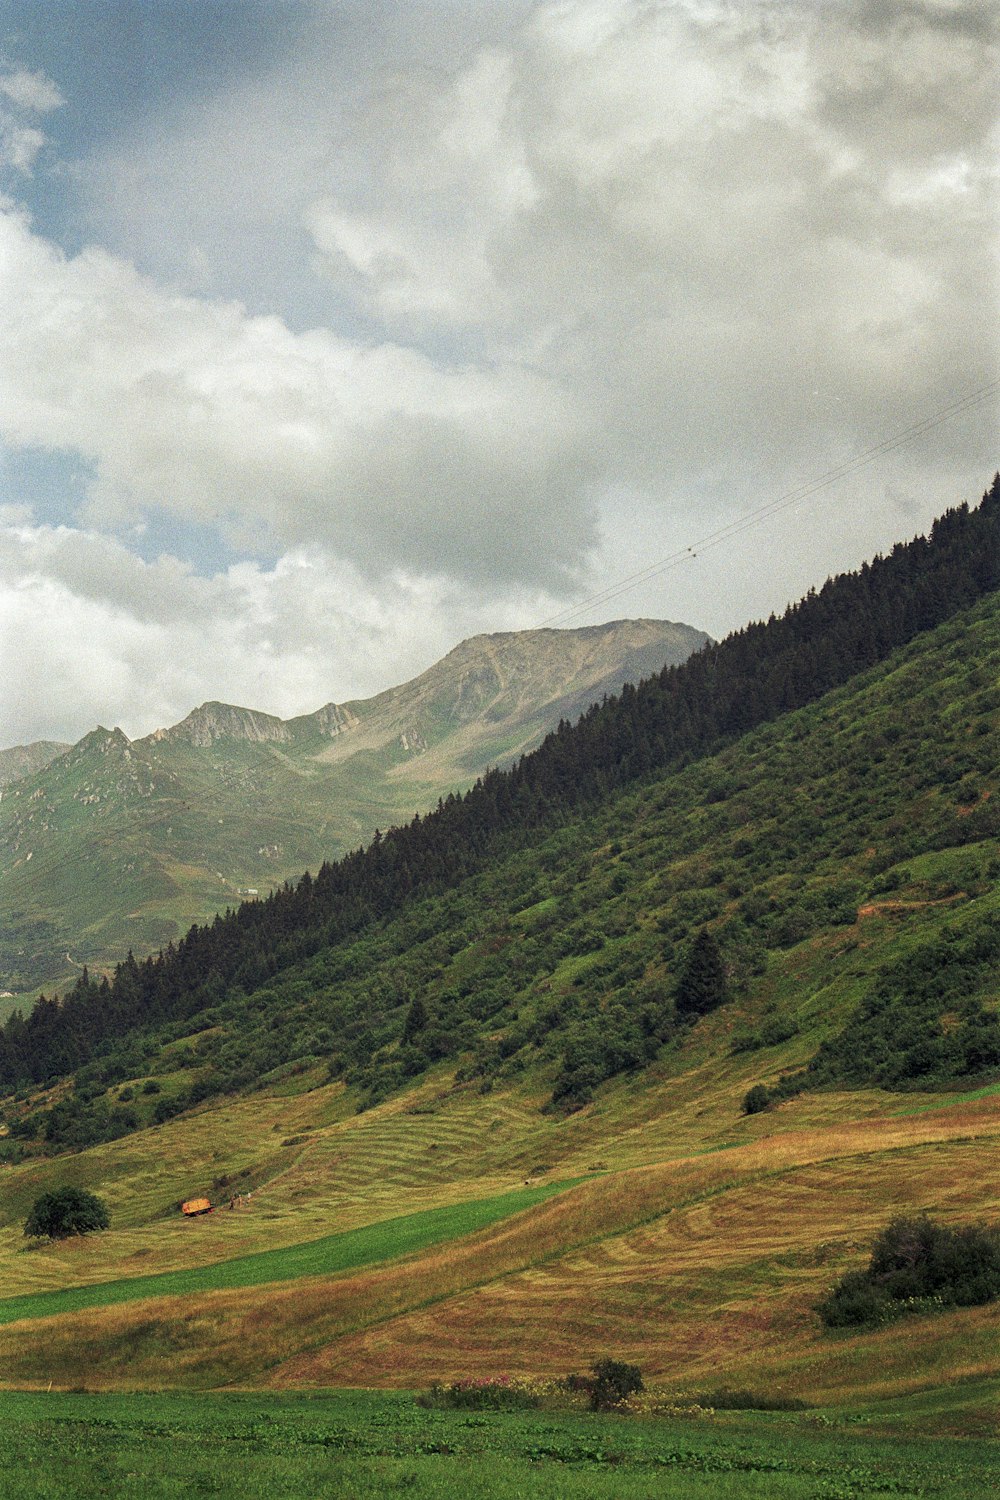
left=538, top=378, right=1000, bottom=629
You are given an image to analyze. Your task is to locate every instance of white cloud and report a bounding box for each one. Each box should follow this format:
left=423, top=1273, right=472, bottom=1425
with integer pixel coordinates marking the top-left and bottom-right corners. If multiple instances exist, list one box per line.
left=0, top=202, right=593, bottom=588
left=304, top=0, right=997, bottom=442
left=0, top=68, right=64, bottom=114
left=0, top=122, right=45, bottom=174
left=0, top=66, right=63, bottom=175
left=1, top=2, right=997, bottom=744
left=0, top=514, right=561, bottom=745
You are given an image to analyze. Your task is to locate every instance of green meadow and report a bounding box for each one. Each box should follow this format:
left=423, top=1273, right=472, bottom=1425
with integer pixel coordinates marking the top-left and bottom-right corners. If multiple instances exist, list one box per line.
left=0, top=1387, right=998, bottom=1500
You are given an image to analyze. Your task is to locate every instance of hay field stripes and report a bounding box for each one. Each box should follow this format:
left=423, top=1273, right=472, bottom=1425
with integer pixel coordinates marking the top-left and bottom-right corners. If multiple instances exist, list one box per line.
left=3, top=1102, right=1000, bottom=1393
left=269, top=1134, right=1000, bottom=1398
left=0, top=1084, right=561, bottom=1295
left=0, top=1179, right=574, bottom=1328
left=272, top=1089, right=556, bottom=1202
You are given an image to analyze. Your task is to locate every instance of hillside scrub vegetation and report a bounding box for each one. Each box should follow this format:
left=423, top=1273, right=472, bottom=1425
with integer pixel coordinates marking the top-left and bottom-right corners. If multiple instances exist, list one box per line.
left=0, top=479, right=997, bottom=1099
left=817, top=1215, right=1000, bottom=1327
left=1, top=481, right=1000, bottom=1150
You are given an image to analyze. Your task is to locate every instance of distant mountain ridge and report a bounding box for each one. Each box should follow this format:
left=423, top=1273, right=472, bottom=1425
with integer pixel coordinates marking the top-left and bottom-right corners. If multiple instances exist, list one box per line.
left=150, top=703, right=296, bottom=747
left=144, top=619, right=702, bottom=758
left=0, top=741, right=70, bottom=790
left=0, top=618, right=709, bottom=992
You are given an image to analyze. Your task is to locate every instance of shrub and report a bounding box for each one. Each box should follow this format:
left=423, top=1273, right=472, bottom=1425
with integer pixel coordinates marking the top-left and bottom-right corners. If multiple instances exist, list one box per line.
left=818, top=1214, right=1000, bottom=1327
left=24, top=1187, right=110, bottom=1240
left=589, top=1357, right=644, bottom=1410
left=416, top=1377, right=540, bottom=1411
left=152, top=1095, right=186, bottom=1124
left=742, top=1084, right=772, bottom=1115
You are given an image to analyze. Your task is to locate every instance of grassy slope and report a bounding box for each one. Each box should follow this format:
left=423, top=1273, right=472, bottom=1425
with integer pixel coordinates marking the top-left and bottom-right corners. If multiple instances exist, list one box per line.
left=1, top=1388, right=997, bottom=1500
left=0, top=1179, right=573, bottom=1325
left=0, top=598, right=998, bottom=1409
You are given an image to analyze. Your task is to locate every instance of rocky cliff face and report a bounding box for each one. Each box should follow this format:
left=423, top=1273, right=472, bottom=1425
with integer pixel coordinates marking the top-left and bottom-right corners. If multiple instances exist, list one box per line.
left=149, top=702, right=295, bottom=748
left=288, top=702, right=361, bottom=740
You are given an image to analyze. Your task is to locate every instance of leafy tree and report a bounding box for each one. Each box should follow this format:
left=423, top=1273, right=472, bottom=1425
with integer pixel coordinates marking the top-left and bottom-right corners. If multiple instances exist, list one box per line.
left=817, top=1213, right=1000, bottom=1326
left=676, top=929, right=728, bottom=1019
left=24, top=1186, right=110, bottom=1240
left=589, top=1357, right=644, bottom=1410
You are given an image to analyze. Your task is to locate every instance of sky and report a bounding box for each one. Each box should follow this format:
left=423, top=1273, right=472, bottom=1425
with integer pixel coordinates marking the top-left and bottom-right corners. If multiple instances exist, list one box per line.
left=0, top=0, right=997, bottom=747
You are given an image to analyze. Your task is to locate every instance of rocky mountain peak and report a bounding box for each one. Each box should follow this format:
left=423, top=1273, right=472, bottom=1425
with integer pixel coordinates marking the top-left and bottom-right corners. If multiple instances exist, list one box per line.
left=74, top=726, right=132, bottom=756
left=148, top=702, right=294, bottom=748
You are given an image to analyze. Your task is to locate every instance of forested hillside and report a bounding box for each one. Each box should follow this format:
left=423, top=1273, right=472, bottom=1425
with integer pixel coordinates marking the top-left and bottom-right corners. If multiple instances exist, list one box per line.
left=0, top=619, right=705, bottom=993
left=1, top=477, right=998, bottom=1150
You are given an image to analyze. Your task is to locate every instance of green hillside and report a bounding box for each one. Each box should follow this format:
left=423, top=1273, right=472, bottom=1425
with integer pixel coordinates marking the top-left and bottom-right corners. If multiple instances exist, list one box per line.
left=0, top=619, right=706, bottom=994
left=11, top=584, right=998, bottom=1149
left=0, top=741, right=69, bottom=790
left=0, top=492, right=998, bottom=1455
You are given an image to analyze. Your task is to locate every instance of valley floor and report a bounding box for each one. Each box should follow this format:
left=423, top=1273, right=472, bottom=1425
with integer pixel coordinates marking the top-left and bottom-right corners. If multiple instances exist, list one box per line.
left=1, top=1387, right=997, bottom=1500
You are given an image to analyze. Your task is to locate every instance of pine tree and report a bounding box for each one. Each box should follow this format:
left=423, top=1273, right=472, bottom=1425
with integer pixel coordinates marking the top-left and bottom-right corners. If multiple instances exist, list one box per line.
left=402, top=995, right=428, bottom=1044
left=676, top=929, right=728, bottom=1019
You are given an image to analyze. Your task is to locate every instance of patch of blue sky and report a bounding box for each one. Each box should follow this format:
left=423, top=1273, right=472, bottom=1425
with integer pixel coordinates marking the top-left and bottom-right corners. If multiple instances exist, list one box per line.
left=3, top=0, right=306, bottom=144
left=0, top=443, right=271, bottom=576
left=1, top=0, right=310, bottom=248
left=0, top=445, right=91, bottom=526
left=133, top=507, right=279, bottom=575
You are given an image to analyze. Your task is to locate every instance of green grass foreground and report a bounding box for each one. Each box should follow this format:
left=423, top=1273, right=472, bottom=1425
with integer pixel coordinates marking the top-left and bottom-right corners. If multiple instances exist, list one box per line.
left=0, top=1181, right=573, bottom=1327
left=0, top=1387, right=997, bottom=1499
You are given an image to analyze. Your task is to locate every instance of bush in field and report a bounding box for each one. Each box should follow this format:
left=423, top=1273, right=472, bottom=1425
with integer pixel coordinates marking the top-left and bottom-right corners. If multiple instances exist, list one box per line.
left=416, top=1377, right=540, bottom=1411
left=589, top=1358, right=644, bottom=1410
left=818, top=1214, right=1000, bottom=1327
left=742, top=1083, right=772, bottom=1115
left=23, top=1186, right=110, bottom=1240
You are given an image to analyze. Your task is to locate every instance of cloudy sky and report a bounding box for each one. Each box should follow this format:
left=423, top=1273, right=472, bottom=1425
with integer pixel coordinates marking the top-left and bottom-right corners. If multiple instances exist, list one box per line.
left=0, top=0, right=996, bottom=747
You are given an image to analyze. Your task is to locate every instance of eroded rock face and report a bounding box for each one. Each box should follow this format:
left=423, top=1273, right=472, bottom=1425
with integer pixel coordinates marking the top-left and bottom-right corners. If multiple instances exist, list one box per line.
left=294, top=703, right=361, bottom=740
left=152, top=702, right=294, bottom=747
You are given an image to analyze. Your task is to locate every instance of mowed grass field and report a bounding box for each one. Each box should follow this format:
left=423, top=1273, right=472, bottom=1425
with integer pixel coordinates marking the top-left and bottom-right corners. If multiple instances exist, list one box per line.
left=0, top=1386, right=998, bottom=1500
left=2, top=1013, right=1000, bottom=1495
left=2, top=1054, right=1000, bottom=1405
left=0, top=1179, right=573, bottom=1326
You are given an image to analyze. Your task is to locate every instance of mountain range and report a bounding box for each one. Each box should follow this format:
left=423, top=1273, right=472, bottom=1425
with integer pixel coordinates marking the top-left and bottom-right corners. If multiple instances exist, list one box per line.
left=0, top=618, right=708, bottom=993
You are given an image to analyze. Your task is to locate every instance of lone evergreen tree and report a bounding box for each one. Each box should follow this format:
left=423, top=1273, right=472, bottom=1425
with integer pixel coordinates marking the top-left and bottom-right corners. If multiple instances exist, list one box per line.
left=676, top=929, right=728, bottom=1019
left=401, top=995, right=428, bottom=1045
